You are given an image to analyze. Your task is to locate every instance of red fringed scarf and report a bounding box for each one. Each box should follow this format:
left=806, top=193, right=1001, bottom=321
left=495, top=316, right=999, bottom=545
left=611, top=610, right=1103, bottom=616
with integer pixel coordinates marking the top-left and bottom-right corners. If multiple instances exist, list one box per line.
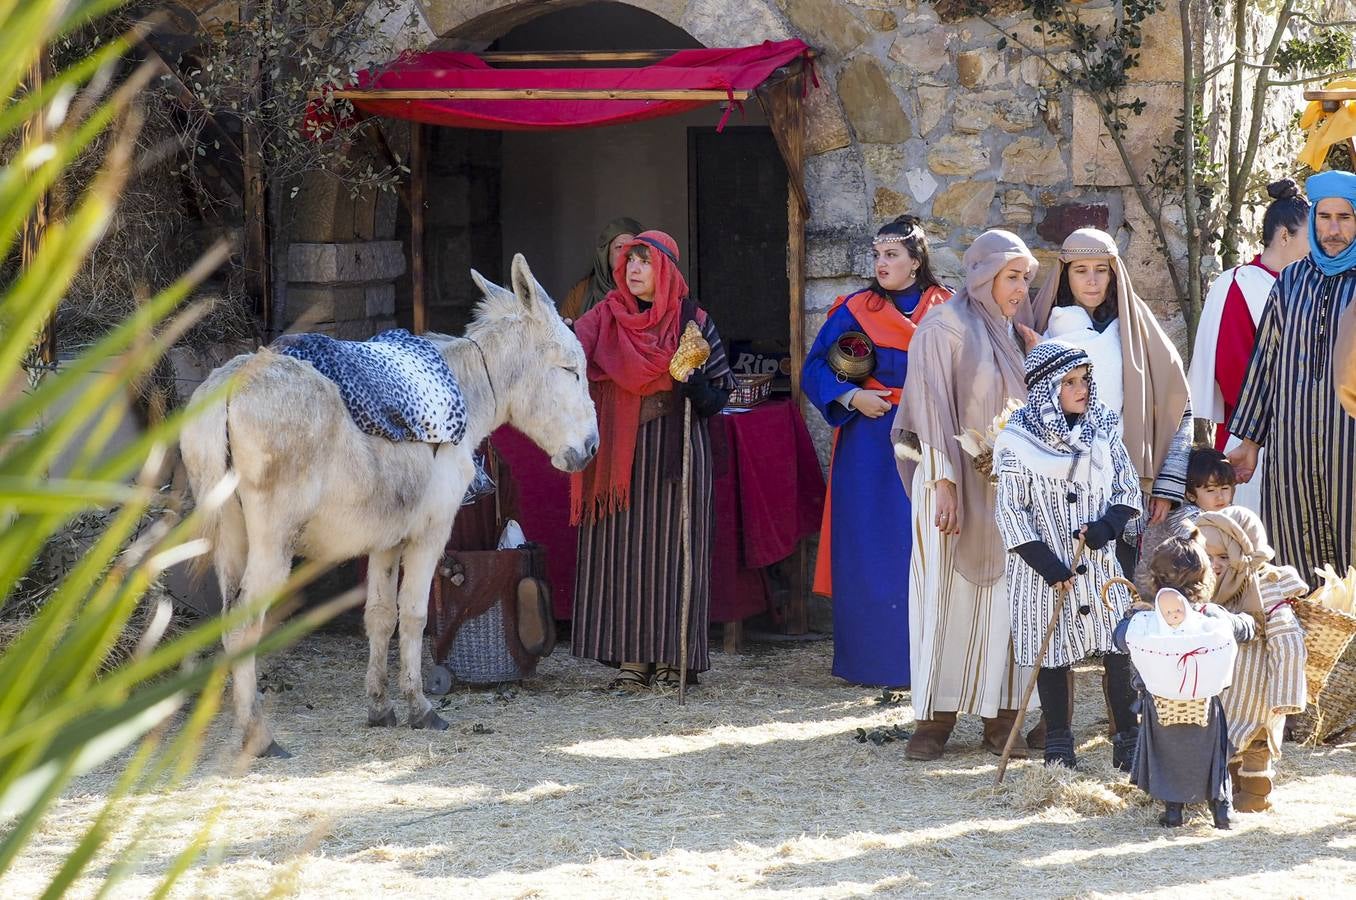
left=570, top=230, right=688, bottom=525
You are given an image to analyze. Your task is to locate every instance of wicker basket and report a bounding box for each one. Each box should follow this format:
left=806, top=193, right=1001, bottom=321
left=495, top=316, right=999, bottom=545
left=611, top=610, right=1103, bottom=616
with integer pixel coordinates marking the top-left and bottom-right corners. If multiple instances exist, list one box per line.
left=448, top=600, right=524, bottom=684
left=1290, top=595, right=1356, bottom=698
left=727, top=373, right=773, bottom=409
left=1152, top=695, right=1211, bottom=727
left=1294, top=608, right=1356, bottom=744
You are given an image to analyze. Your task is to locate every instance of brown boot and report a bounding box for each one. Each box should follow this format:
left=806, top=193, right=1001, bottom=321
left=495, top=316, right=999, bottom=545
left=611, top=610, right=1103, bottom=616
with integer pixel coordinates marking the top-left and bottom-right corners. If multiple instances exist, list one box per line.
left=906, top=711, right=957, bottom=761
left=982, top=709, right=1029, bottom=757
left=1233, top=738, right=1274, bottom=813
left=1026, top=716, right=1047, bottom=750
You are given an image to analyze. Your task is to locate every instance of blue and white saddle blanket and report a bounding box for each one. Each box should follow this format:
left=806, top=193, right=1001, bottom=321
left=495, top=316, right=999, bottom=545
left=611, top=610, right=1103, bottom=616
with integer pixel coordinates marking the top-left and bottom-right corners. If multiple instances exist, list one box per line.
left=276, top=328, right=493, bottom=506
left=276, top=328, right=467, bottom=445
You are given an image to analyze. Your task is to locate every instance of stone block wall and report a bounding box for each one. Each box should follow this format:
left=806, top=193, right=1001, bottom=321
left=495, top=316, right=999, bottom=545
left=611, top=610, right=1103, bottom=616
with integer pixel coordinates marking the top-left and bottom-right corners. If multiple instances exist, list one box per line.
left=285, top=240, right=403, bottom=338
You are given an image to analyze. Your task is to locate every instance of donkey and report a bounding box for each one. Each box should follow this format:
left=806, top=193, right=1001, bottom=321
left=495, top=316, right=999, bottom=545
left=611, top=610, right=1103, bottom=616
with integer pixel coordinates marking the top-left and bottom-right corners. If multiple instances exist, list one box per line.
left=181, top=254, right=597, bottom=757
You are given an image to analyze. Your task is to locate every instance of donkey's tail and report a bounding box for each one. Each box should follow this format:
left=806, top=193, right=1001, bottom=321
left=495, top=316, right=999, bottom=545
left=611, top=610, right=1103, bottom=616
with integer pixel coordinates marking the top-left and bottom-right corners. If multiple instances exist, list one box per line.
left=180, top=364, right=247, bottom=599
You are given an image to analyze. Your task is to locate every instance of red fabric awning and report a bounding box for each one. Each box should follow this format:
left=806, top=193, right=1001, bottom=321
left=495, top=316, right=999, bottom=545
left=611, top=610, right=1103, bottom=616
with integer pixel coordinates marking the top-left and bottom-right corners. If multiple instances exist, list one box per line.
left=313, top=39, right=813, bottom=133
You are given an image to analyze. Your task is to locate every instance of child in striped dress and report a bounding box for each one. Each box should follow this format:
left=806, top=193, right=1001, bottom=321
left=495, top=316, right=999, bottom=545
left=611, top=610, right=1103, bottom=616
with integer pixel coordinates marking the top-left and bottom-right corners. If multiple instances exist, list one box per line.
left=1196, top=507, right=1309, bottom=813
left=994, top=340, right=1143, bottom=769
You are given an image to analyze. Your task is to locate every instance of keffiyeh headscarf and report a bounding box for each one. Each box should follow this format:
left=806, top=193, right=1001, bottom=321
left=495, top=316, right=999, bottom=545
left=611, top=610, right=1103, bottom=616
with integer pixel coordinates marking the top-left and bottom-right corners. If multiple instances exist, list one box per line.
left=1009, top=339, right=1121, bottom=456
left=1307, top=170, right=1356, bottom=276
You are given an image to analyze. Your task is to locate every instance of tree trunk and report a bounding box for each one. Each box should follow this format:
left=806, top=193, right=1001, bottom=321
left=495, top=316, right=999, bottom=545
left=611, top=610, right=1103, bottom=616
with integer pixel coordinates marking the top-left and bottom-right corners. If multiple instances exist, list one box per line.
left=1180, top=0, right=1203, bottom=343
left=1221, top=0, right=1247, bottom=269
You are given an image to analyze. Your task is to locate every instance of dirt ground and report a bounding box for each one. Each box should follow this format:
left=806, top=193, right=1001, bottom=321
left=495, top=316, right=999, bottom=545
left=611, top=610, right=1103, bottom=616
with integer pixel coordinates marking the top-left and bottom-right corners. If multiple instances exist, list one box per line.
left=5, top=625, right=1356, bottom=899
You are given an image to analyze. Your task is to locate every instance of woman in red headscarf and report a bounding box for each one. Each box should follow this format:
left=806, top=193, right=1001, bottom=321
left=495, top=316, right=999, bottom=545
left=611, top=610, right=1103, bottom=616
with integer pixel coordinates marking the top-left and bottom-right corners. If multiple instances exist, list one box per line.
left=570, top=230, right=735, bottom=691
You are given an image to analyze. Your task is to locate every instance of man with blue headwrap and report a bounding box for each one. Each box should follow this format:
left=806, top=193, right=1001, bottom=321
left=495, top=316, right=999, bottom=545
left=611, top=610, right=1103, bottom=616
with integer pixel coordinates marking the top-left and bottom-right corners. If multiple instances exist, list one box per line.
left=1228, top=169, right=1356, bottom=579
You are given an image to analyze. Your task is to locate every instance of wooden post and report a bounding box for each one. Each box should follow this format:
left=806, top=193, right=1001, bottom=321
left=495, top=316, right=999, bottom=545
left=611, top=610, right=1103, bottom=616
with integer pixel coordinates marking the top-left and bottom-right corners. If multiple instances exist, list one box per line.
left=240, top=1, right=272, bottom=339
left=759, top=72, right=812, bottom=636
left=410, top=120, right=427, bottom=335
left=21, top=52, right=57, bottom=365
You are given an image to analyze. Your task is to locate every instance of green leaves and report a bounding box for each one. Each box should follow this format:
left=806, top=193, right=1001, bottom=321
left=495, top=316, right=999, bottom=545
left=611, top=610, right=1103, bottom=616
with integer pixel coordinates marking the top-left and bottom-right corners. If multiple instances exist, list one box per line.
left=0, top=1, right=337, bottom=893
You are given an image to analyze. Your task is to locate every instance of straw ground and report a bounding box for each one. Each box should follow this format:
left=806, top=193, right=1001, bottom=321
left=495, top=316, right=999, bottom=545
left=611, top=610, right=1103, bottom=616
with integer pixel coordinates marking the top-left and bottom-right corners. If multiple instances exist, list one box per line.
left=5, top=624, right=1355, bottom=898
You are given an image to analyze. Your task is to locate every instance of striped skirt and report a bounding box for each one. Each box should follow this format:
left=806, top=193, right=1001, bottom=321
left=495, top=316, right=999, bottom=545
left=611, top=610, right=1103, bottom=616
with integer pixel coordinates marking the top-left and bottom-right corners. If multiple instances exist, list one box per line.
left=909, top=445, right=1032, bottom=718
left=572, top=412, right=714, bottom=672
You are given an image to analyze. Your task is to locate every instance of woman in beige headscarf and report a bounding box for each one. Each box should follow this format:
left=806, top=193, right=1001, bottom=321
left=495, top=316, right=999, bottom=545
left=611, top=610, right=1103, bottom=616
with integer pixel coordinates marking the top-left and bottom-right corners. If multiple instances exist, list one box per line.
left=1029, top=229, right=1192, bottom=575
left=892, top=229, right=1039, bottom=761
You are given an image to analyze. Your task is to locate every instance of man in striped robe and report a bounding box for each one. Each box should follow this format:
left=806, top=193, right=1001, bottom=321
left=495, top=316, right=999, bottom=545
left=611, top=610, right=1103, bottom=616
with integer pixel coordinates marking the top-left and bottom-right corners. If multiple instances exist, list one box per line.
left=1229, top=170, right=1356, bottom=578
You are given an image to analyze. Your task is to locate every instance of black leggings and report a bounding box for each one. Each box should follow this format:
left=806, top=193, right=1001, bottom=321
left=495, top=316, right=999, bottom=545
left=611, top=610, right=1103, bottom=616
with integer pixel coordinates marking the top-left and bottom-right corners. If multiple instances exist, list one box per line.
left=1037, top=653, right=1137, bottom=734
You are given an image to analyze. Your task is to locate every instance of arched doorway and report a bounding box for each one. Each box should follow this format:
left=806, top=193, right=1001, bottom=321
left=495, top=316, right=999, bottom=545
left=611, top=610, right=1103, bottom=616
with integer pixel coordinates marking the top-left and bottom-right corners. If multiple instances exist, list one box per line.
left=396, top=0, right=793, bottom=380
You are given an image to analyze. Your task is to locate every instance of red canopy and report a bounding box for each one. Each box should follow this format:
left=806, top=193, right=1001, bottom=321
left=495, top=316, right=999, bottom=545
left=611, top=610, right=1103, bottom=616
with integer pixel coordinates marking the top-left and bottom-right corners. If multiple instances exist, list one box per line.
left=316, top=39, right=812, bottom=133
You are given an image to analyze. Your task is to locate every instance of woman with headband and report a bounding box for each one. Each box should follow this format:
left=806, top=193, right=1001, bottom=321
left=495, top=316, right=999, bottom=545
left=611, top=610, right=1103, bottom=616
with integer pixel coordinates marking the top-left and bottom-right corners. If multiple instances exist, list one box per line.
left=570, top=231, right=735, bottom=692
left=892, top=229, right=1039, bottom=761
left=803, top=215, right=951, bottom=688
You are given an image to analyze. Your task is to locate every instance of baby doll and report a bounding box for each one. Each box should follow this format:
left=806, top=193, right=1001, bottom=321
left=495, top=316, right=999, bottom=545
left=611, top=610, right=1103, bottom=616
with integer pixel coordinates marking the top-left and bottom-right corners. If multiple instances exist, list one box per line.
left=1196, top=507, right=1308, bottom=814
left=1114, top=530, right=1256, bottom=829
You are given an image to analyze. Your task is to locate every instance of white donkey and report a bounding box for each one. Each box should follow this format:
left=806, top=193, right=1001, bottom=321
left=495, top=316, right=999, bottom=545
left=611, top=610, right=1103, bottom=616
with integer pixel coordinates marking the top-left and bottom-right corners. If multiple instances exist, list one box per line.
left=181, top=254, right=597, bottom=757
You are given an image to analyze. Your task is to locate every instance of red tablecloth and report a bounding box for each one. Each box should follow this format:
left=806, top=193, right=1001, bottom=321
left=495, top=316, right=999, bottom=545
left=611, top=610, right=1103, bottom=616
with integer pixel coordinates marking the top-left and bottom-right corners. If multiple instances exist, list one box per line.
left=490, top=398, right=824, bottom=623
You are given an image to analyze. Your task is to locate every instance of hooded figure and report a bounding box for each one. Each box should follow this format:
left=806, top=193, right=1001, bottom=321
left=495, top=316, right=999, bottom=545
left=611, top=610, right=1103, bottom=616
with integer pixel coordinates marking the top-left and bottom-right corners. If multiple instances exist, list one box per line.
left=1196, top=507, right=1309, bottom=814
left=891, top=229, right=1038, bottom=761
left=1031, top=228, right=1192, bottom=553
left=560, top=216, right=643, bottom=321
left=993, top=338, right=1142, bottom=769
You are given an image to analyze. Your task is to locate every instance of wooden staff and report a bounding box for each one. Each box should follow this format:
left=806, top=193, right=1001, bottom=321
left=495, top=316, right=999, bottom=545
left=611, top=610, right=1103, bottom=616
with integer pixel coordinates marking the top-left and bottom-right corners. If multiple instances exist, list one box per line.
left=677, top=395, right=694, bottom=706
left=996, top=536, right=1087, bottom=784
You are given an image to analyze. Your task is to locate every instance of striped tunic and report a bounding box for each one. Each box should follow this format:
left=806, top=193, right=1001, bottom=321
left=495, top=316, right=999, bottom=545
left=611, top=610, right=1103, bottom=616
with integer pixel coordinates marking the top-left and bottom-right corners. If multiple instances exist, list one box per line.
left=1220, top=568, right=1309, bottom=758
left=1231, top=257, right=1356, bottom=578
left=572, top=313, right=735, bottom=671
left=994, top=429, right=1143, bottom=668
left=909, top=446, right=1033, bottom=718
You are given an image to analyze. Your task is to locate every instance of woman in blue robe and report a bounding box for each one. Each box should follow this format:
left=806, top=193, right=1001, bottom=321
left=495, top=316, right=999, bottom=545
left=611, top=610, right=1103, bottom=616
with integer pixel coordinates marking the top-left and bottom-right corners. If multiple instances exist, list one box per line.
left=803, top=215, right=951, bottom=687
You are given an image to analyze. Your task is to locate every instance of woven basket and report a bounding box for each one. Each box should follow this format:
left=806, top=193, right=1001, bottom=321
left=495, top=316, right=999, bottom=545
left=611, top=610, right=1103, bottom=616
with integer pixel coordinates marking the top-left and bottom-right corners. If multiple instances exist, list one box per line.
left=1290, top=596, right=1356, bottom=698
left=727, top=373, right=773, bottom=409
left=1295, top=624, right=1356, bottom=745
left=1152, top=695, right=1211, bottom=727
left=448, top=601, right=523, bottom=684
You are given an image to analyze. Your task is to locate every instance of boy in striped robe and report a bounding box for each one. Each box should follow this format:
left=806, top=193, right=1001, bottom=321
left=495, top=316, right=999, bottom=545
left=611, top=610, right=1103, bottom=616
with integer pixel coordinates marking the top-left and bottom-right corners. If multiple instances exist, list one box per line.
left=1197, top=508, right=1309, bottom=814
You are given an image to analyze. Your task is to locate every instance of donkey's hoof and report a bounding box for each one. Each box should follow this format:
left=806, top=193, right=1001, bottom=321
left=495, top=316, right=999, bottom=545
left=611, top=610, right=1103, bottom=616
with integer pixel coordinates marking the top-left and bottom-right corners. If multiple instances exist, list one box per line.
left=257, top=740, right=293, bottom=759
left=367, top=709, right=398, bottom=728
left=410, top=709, right=449, bottom=731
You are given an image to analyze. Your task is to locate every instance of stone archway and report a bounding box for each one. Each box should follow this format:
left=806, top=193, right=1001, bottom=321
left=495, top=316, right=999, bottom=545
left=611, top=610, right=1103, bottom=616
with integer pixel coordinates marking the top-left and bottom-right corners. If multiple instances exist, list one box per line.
left=283, top=0, right=813, bottom=338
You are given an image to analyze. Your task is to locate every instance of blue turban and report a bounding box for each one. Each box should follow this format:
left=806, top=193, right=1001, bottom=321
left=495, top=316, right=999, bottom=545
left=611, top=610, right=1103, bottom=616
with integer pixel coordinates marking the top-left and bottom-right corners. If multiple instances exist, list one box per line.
left=1307, top=170, right=1356, bottom=276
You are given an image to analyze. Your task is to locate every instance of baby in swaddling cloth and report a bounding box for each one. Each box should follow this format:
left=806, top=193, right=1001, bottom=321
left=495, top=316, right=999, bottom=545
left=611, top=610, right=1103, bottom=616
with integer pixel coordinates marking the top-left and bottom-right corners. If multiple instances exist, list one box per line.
left=1113, top=531, right=1255, bottom=830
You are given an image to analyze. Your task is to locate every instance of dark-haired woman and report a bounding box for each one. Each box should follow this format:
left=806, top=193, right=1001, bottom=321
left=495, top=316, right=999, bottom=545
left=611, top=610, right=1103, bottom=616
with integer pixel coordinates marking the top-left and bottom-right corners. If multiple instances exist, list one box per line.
left=803, top=216, right=951, bottom=687
left=1188, top=179, right=1310, bottom=514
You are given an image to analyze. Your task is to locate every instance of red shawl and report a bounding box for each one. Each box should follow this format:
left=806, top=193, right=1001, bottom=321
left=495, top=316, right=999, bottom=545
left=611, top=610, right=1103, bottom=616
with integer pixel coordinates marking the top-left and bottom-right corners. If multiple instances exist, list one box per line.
left=570, top=230, right=691, bottom=524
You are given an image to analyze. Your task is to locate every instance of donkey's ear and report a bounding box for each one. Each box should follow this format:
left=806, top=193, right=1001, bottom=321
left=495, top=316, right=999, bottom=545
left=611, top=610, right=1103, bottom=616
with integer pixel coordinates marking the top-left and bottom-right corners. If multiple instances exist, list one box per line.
left=510, top=253, right=555, bottom=314
left=471, top=268, right=514, bottom=305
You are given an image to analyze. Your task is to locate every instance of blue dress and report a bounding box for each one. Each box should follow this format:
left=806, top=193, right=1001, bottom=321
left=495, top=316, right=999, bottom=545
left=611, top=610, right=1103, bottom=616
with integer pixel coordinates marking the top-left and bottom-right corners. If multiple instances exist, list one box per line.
left=804, top=286, right=924, bottom=687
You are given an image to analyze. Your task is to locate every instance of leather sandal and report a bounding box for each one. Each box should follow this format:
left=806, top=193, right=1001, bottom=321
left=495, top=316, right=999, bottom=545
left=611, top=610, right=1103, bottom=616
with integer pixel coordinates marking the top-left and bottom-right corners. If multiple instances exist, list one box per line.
left=608, top=667, right=650, bottom=693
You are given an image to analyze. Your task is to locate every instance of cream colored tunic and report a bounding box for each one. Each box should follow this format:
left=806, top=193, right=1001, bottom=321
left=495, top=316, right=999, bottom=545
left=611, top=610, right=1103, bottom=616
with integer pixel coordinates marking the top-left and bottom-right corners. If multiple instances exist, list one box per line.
left=909, top=445, right=1034, bottom=718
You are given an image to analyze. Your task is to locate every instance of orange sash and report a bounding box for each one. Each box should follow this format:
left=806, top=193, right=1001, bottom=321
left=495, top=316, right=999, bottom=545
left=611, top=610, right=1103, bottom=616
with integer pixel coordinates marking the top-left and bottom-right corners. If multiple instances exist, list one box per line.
left=812, top=285, right=951, bottom=599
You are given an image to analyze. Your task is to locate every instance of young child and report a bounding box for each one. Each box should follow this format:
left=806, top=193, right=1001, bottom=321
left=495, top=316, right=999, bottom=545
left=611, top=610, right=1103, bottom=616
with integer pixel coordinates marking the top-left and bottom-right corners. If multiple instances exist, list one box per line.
left=1196, top=507, right=1308, bottom=814
left=1134, top=448, right=1236, bottom=598
left=1115, top=531, right=1256, bottom=829
left=994, top=340, right=1142, bottom=770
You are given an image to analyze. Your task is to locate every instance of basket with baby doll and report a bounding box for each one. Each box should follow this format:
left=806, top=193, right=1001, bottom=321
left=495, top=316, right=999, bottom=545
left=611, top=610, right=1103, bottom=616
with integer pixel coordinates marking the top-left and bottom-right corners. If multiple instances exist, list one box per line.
left=1108, top=579, right=1239, bottom=725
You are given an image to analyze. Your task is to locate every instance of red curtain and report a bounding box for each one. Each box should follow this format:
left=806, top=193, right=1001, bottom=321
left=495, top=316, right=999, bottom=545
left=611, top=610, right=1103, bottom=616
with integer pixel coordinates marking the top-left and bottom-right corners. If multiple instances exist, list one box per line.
left=311, top=39, right=812, bottom=133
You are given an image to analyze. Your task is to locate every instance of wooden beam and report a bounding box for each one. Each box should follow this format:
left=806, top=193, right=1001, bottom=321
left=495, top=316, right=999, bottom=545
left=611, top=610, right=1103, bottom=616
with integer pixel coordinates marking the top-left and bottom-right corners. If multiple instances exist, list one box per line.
left=410, top=120, right=427, bottom=335
left=479, top=50, right=683, bottom=64
left=321, top=88, right=750, bottom=102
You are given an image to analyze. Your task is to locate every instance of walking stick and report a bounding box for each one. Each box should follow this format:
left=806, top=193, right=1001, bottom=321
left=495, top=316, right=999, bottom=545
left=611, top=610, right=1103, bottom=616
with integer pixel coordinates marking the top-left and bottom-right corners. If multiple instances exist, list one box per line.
left=995, top=536, right=1086, bottom=785
left=677, top=395, right=694, bottom=706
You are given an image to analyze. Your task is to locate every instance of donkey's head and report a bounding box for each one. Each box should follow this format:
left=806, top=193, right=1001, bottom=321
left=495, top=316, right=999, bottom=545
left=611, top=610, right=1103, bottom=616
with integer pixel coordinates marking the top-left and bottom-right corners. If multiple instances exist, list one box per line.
left=469, top=254, right=598, bottom=472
